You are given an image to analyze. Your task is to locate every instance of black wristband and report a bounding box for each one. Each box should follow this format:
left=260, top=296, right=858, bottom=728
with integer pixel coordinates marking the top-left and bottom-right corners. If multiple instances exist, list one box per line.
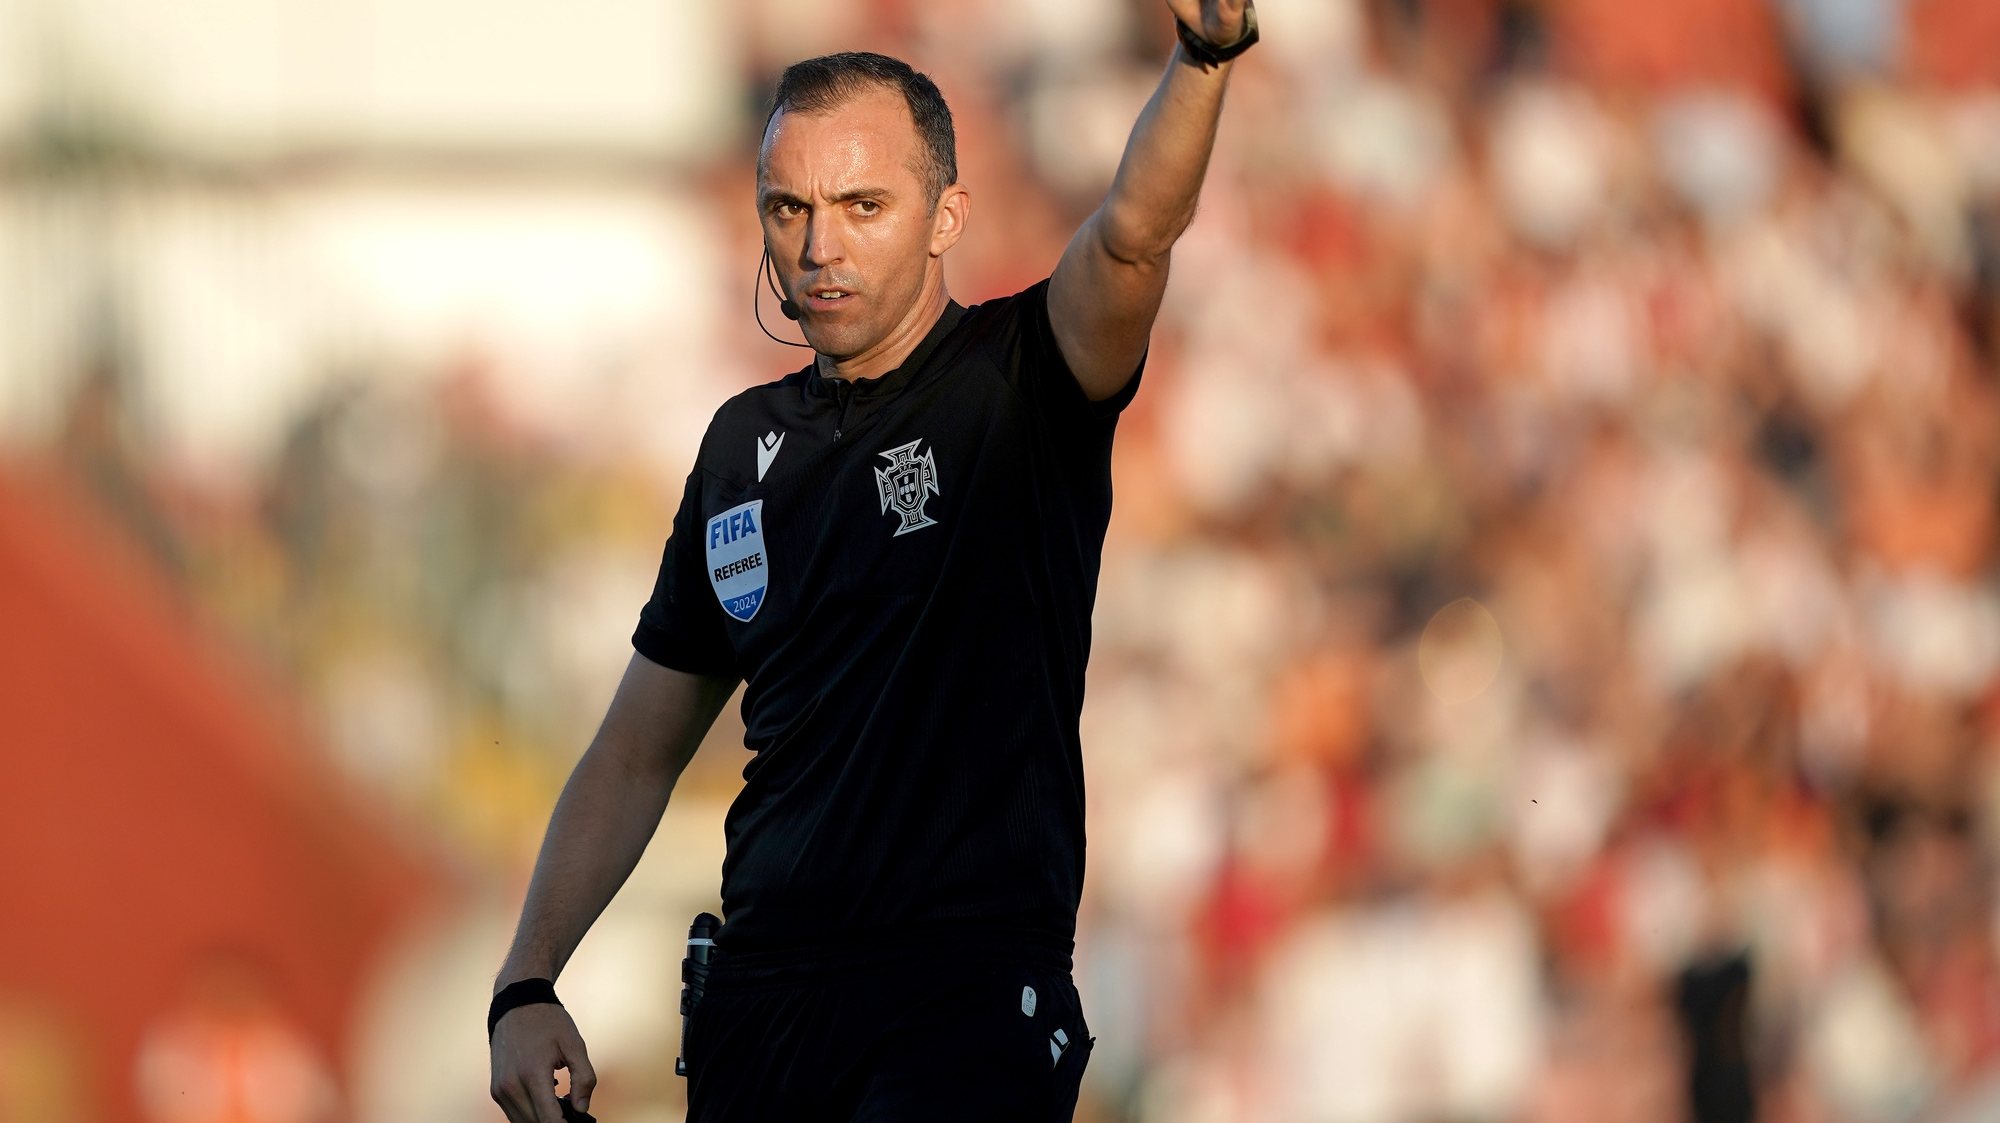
left=1175, top=3, right=1259, bottom=71
left=488, top=978, right=562, bottom=1044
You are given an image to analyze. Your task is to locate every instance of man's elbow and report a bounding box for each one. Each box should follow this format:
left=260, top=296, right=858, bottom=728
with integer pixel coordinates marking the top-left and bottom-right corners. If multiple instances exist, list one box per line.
left=1094, top=200, right=1191, bottom=269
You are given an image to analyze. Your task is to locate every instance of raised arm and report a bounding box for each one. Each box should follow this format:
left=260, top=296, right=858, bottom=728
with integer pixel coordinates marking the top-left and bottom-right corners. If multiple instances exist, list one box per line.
left=1047, top=0, right=1253, bottom=402
left=489, top=653, right=737, bottom=1122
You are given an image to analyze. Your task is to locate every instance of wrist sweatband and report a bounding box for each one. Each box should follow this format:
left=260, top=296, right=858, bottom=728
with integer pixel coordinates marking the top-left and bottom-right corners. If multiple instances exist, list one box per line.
left=488, top=977, right=562, bottom=1044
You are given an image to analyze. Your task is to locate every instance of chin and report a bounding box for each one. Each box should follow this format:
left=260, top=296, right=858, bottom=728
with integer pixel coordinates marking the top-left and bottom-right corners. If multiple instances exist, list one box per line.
left=802, top=322, right=871, bottom=360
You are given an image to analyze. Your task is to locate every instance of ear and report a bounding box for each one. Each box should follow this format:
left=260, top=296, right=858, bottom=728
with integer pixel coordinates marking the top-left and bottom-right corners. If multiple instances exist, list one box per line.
left=927, top=184, right=970, bottom=258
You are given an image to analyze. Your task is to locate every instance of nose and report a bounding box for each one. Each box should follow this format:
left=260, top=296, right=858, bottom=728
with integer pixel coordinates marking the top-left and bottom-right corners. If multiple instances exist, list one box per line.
left=803, top=210, right=845, bottom=269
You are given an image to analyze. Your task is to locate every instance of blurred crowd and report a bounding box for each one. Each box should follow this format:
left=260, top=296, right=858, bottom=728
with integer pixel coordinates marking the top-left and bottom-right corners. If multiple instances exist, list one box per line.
left=19, top=0, right=2000, bottom=1120
left=1071, top=1, right=2000, bottom=1121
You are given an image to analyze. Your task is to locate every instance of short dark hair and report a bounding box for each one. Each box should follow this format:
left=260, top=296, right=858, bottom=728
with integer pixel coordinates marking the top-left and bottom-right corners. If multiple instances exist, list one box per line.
left=760, top=52, right=958, bottom=212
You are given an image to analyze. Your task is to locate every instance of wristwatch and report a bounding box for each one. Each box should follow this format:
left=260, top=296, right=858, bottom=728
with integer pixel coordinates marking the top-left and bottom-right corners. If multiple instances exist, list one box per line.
left=1176, top=2, right=1259, bottom=70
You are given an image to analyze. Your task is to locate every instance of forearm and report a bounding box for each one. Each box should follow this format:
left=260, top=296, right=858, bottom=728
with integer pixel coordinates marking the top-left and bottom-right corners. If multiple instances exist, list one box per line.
left=1096, top=43, right=1236, bottom=264
left=493, top=742, right=676, bottom=993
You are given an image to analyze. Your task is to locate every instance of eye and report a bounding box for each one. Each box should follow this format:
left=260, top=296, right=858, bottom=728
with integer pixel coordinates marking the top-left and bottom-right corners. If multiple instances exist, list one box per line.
left=853, top=199, right=881, bottom=216
left=773, top=201, right=804, bottom=218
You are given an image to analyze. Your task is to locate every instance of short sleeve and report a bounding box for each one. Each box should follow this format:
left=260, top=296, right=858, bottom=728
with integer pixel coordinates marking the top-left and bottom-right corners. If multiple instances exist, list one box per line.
left=1014, top=276, right=1147, bottom=423
left=632, top=465, right=738, bottom=679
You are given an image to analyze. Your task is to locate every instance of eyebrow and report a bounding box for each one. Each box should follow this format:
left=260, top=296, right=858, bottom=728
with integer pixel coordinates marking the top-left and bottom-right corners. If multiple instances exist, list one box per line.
left=759, top=186, right=896, bottom=209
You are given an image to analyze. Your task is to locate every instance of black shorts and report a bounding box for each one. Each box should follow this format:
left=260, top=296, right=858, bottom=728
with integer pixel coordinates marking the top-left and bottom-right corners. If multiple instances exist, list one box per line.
left=684, top=948, right=1096, bottom=1122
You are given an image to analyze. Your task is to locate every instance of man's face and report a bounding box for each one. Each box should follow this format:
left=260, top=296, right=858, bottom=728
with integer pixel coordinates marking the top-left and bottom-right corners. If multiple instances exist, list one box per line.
left=758, top=86, right=949, bottom=361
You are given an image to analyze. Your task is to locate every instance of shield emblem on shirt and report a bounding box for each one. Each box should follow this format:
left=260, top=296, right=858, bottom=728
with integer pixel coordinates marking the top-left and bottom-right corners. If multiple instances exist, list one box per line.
left=874, top=438, right=940, bottom=537
left=706, top=499, right=768, bottom=622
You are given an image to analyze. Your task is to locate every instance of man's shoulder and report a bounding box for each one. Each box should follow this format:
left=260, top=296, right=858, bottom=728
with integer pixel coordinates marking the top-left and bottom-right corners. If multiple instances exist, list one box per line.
left=722, top=364, right=814, bottom=412
left=958, top=275, right=1052, bottom=330
left=922, top=277, right=1054, bottom=374
left=692, top=364, right=812, bottom=463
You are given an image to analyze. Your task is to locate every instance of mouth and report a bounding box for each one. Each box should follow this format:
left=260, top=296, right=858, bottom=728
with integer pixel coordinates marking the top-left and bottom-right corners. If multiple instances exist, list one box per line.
left=803, top=287, right=856, bottom=313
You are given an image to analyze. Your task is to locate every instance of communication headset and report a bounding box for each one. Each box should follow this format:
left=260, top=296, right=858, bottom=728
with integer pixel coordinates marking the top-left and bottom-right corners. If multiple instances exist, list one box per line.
left=756, top=247, right=813, bottom=348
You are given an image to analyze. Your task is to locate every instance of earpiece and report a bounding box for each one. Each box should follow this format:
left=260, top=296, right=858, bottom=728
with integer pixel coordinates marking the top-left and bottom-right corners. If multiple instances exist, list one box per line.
left=757, top=248, right=811, bottom=346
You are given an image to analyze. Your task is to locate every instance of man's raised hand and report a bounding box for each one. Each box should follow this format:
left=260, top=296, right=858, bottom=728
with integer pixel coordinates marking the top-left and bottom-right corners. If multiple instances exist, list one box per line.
left=1165, top=0, right=1250, bottom=48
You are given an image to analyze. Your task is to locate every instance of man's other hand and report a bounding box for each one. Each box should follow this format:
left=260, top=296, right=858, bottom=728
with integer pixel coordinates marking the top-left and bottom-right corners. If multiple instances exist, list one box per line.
left=490, top=1004, right=598, bottom=1123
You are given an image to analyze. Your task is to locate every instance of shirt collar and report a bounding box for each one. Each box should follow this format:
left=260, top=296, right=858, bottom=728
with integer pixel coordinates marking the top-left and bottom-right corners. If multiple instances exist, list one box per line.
left=804, top=299, right=967, bottom=400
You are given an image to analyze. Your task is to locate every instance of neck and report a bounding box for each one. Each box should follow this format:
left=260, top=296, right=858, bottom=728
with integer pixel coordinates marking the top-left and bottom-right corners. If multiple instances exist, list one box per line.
left=816, top=275, right=951, bottom=383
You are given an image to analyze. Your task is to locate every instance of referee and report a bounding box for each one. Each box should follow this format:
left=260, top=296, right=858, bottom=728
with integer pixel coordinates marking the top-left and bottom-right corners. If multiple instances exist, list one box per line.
left=489, top=2, right=1254, bottom=1119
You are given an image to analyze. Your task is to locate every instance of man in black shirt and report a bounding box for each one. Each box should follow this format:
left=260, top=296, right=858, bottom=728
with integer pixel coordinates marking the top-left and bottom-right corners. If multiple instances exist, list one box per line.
left=490, top=2, right=1254, bottom=1120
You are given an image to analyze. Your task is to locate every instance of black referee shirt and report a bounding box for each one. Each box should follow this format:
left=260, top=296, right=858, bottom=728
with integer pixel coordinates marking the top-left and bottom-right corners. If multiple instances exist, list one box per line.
left=632, top=276, right=1144, bottom=965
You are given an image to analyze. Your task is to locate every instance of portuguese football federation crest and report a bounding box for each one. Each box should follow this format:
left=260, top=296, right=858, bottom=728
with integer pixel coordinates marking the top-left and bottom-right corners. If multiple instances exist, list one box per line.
left=874, top=437, right=941, bottom=537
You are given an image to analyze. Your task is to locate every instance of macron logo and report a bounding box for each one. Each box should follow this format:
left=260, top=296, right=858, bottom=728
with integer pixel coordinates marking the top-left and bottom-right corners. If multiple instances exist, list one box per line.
left=757, top=430, right=785, bottom=481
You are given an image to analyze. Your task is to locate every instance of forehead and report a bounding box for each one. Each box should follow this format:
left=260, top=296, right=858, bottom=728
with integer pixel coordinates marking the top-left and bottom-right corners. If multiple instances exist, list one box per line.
left=758, top=85, right=923, bottom=192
